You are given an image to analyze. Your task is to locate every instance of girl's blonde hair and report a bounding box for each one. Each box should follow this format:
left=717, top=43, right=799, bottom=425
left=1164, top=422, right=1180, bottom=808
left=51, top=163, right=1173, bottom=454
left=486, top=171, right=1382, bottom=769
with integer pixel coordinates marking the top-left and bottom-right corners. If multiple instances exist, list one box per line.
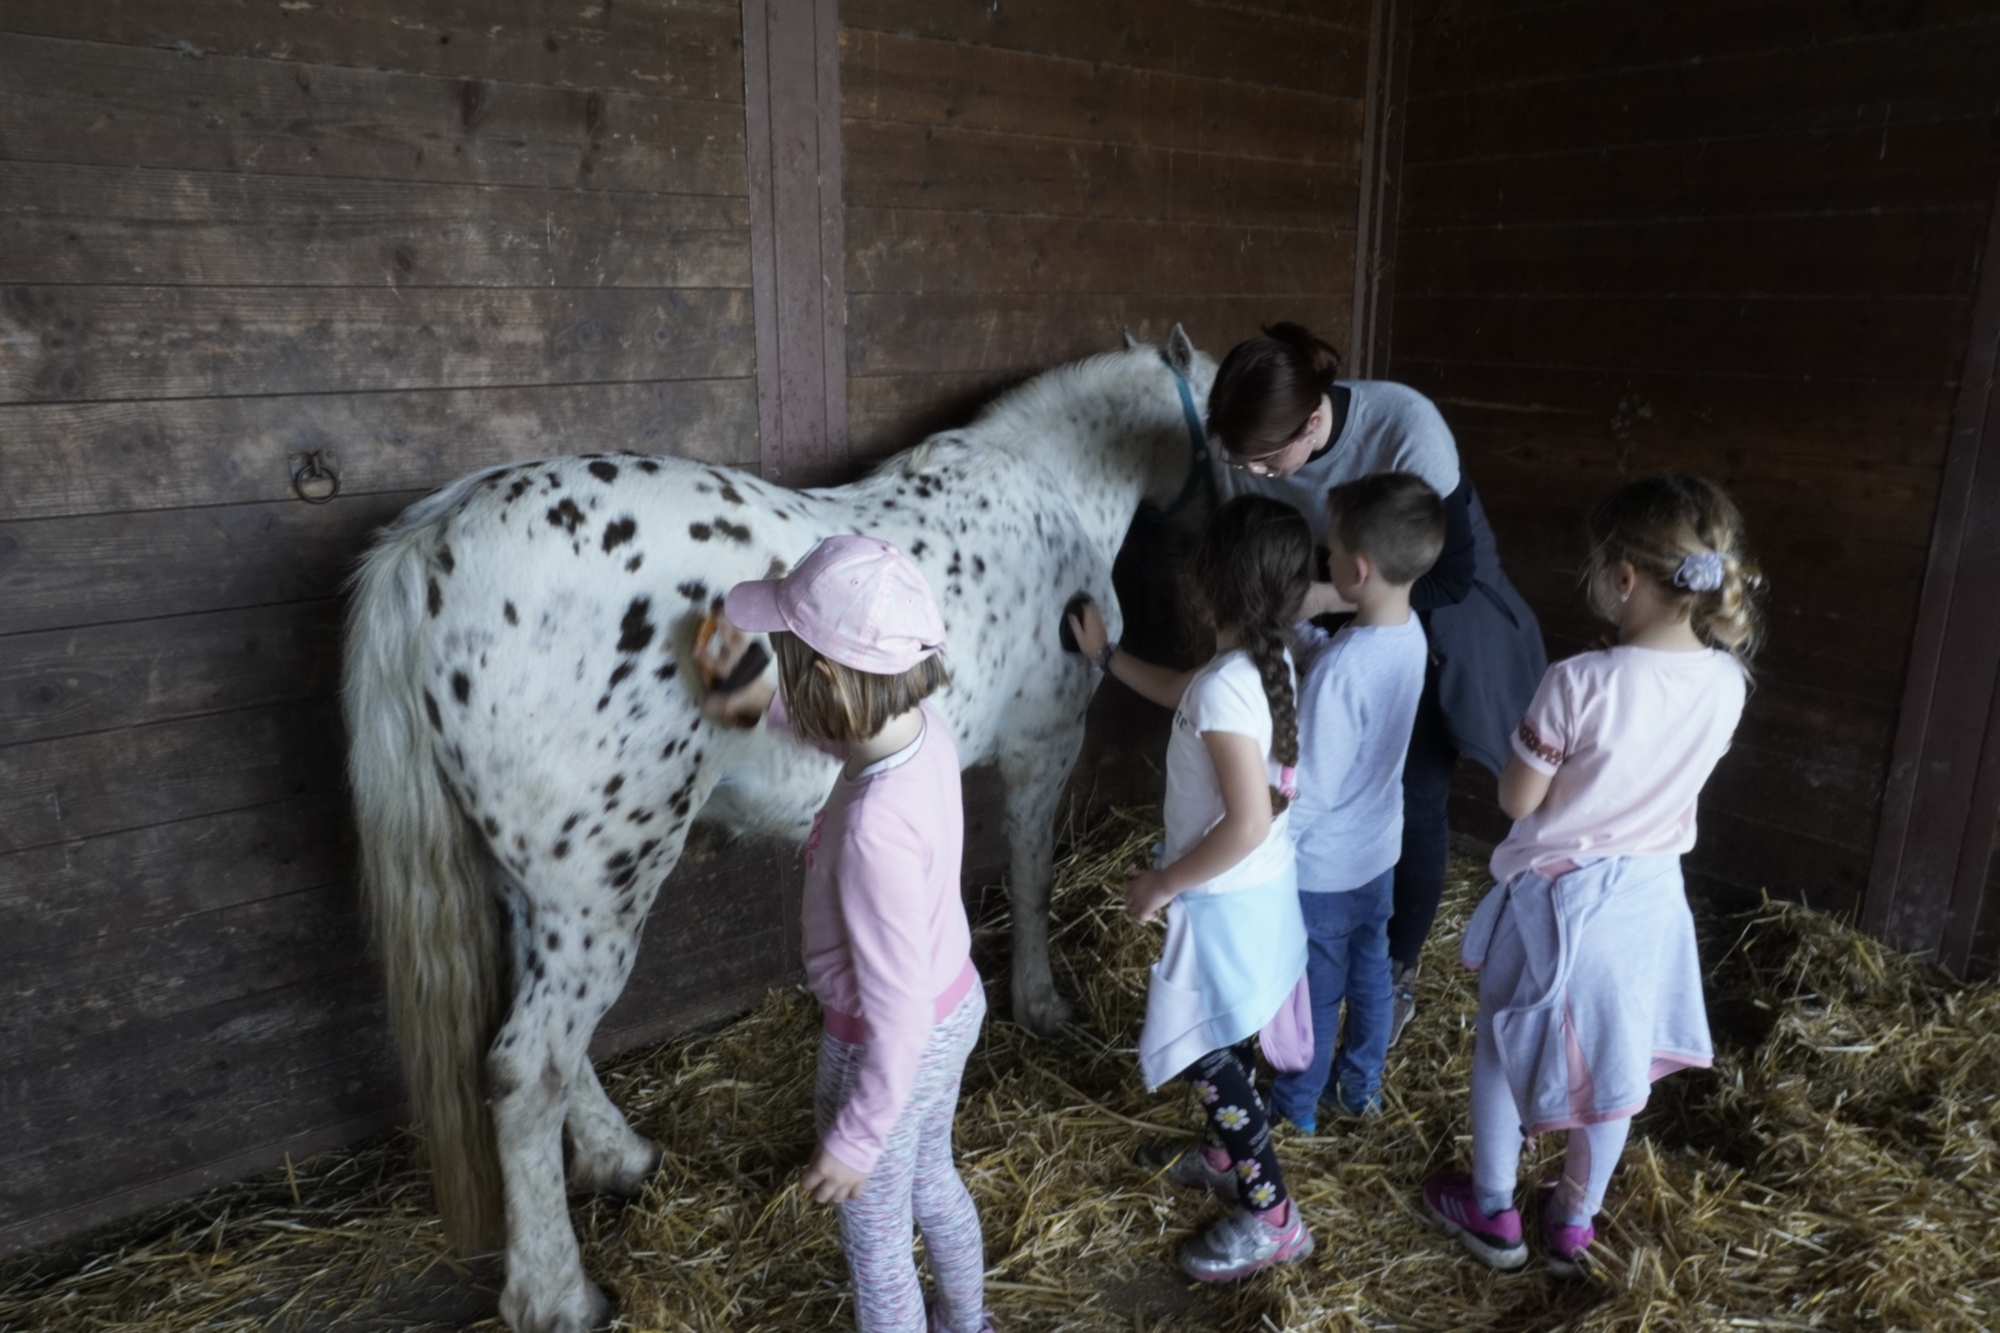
left=1586, top=473, right=1764, bottom=663
left=770, top=629, right=950, bottom=746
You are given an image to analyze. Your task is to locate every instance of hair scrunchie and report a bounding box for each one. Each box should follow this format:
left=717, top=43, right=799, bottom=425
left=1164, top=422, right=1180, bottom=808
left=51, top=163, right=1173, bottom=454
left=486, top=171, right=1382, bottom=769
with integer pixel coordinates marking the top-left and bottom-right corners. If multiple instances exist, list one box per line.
left=1674, top=550, right=1725, bottom=593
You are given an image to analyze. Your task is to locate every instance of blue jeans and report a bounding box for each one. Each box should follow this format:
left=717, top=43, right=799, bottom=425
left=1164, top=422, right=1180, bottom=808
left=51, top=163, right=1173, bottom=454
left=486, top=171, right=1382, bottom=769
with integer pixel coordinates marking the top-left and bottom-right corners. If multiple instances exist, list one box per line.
left=1271, top=867, right=1395, bottom=1127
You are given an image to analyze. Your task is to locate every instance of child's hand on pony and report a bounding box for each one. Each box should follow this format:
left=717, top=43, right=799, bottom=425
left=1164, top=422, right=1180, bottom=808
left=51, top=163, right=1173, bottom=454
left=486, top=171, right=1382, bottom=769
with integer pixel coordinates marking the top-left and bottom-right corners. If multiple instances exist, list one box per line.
left=800, top=1143, right=869, bottom=1204
left=1066, top=597, right=1110, bottom=662
left=693, top=558, right=786, bottom=726
left=694, top=613, right=775, bottom=726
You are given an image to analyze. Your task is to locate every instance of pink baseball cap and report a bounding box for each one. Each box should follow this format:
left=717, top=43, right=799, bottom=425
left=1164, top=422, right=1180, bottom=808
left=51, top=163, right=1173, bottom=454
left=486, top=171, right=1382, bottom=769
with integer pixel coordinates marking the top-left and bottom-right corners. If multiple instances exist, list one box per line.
left=724, top=535, right=947, bottom=674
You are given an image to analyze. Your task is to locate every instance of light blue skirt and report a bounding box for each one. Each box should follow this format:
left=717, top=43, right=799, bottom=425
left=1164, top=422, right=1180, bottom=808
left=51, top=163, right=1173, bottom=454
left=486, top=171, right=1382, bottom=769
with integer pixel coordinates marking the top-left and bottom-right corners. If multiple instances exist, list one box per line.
left=1138, top=860, right=1307, bottom=1090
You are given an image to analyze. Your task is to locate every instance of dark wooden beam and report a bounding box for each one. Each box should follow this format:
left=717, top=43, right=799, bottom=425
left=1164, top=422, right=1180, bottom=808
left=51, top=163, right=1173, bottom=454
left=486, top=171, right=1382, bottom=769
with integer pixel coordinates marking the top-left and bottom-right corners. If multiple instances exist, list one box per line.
left=1349, top=0, right=1406, bottom=379
left=742, top=0, right=847, bottom=487
left=1864, top=176, right=2000, bottom=970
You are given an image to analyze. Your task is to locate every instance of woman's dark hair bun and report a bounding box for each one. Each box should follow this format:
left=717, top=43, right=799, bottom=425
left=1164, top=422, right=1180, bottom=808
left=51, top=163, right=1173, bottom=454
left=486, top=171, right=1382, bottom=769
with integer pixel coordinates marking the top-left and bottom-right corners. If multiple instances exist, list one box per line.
left=1263, top=322, right=1342, bottom=383
left=1207, top=323, right=1345, bottom=458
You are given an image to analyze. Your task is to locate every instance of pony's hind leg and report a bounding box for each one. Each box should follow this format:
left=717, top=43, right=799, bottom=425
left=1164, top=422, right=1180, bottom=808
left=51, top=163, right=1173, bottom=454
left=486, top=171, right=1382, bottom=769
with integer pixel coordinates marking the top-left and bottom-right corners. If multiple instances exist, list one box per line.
left=561, top=927, right=661, bottom=1198
left=489, top=923, right=616, bottom=1333
left=566, top=1057, right=660, bottom=1197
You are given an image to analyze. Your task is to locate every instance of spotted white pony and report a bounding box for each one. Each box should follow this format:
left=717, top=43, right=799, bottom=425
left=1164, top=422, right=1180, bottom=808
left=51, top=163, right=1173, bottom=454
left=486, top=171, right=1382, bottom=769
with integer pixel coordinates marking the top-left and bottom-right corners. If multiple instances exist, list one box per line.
left=343, top=328, right=1218, bottom=1332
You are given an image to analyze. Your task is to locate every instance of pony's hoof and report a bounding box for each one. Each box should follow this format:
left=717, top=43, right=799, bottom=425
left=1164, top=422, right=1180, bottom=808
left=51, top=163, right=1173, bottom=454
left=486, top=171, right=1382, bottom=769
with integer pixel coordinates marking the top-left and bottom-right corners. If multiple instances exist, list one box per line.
left=1012, top=987, right=1073, bottom=1035
left=568, top=1136, right=663, bottom=1199
left=500, top=1277, right=612, bottom=1333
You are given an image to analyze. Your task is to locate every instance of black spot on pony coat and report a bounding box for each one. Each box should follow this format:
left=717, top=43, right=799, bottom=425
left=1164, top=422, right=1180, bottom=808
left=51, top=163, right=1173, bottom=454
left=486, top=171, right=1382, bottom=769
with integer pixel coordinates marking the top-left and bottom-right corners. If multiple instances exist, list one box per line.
left=618, top=598, right=655, bottom=654
left=548, top=499, right=586, bottom=535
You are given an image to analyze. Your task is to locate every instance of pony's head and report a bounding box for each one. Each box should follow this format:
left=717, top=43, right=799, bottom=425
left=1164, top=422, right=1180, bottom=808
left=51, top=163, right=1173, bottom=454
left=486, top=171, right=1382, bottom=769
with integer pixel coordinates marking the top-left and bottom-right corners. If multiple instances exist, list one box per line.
left=1114, top=322, right=1220, bottom=516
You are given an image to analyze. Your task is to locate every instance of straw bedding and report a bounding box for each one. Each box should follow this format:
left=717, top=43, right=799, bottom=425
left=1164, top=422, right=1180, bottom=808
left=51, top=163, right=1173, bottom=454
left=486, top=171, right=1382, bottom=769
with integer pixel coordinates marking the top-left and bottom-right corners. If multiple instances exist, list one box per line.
left=4, top=807, right=1996, bottom=1331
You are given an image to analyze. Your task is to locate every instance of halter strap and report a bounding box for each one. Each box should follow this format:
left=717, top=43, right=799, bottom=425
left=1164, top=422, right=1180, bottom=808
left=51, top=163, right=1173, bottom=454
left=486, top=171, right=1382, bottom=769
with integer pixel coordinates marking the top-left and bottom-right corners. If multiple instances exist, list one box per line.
left=1150, top=353, right=1216, bottom=520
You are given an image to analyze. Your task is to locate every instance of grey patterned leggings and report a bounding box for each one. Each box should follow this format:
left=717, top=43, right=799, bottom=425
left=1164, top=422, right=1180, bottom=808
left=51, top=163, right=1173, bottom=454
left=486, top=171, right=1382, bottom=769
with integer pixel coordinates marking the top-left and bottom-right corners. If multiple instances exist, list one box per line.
left=814, top=985, right=988, bottom=1333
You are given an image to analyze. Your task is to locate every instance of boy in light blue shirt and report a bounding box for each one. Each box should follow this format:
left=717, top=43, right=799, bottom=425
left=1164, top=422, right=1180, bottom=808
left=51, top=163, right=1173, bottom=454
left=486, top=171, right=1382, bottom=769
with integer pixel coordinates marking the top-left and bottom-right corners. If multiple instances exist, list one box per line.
left=1272, top=471, right=1445, bottom=1131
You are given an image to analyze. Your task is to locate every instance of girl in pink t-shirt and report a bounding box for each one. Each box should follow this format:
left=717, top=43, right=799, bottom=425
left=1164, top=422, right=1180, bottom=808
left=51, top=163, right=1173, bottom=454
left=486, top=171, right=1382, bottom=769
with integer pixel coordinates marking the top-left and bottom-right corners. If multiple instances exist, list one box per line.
left=1422, top=475, right=1763, bottom=1276
left=705, top=536, right=990, bottom=1333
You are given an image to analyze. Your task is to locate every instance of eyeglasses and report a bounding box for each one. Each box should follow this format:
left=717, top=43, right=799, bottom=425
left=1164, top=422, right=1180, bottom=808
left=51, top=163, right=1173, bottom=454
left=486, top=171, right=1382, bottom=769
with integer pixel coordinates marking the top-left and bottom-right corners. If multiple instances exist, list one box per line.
left=1223, top=445, right=1290, bottom=477
left=1222, top=410, right=1319, bottom=477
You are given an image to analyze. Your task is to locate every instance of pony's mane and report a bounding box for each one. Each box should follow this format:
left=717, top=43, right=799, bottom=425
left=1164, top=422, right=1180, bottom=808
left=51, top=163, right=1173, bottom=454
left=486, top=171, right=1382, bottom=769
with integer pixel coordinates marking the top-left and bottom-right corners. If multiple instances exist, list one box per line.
left=974, top=347, right=1151, bottom=432
left=874, top=346, right=1158, bottom=481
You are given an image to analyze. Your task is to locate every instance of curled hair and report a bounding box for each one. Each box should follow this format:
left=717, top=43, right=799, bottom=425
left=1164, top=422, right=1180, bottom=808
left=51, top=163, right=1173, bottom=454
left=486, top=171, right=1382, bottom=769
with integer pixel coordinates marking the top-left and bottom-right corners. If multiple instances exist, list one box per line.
left=1206, top=322, right=1343, bottom=460
left=770, top=630, right=950, bottom=746
left=1586, top=473, right=1764, bottom=663
left=1183, top=495, right=1313, bottom=813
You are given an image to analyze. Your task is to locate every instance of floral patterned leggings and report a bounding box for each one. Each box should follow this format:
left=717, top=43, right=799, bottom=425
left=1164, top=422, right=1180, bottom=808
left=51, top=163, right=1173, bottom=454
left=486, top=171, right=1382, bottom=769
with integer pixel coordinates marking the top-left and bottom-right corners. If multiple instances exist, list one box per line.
left=1186, top=1044, right=1289, bottom=1213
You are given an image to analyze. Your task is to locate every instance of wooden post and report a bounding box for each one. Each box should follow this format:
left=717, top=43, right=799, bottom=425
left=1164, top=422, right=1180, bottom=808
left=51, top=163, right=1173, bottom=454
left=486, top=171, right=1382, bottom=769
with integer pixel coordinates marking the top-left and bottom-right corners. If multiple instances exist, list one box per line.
left=1349, top=0, right=1406, bottom=380
left=742, top=0, right=847, bottom=487
left=1864, top=178, right=2000, bottom=972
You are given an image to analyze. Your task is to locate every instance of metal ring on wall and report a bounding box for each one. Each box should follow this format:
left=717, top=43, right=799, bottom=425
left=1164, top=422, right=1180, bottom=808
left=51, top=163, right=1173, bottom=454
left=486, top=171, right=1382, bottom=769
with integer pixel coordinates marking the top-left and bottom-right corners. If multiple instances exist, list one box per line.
left=291, top=450, right=341, bottom=505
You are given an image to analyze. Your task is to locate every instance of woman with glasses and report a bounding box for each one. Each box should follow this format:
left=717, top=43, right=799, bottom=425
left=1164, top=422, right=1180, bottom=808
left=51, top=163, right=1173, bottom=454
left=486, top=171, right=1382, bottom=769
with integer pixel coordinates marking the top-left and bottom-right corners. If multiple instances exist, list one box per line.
left=1205, top=322, right=1547, bottom=1052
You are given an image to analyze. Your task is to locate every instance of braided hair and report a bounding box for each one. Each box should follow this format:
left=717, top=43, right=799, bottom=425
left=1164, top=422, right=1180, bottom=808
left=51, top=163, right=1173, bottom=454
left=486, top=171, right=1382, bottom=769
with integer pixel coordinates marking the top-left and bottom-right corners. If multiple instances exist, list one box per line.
left=1183, top=495, right=1314, bottom=812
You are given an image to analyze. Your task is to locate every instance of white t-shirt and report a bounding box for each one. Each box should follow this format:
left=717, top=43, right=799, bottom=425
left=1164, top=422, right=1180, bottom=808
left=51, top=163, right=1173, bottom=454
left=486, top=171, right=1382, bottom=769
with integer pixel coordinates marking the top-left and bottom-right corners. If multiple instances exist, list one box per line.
left=1490, top=645, right=1747, bottom=883
left=1216, top=381, right=1461, bottom=544
left=1161, top=649, right=1296, bottom=895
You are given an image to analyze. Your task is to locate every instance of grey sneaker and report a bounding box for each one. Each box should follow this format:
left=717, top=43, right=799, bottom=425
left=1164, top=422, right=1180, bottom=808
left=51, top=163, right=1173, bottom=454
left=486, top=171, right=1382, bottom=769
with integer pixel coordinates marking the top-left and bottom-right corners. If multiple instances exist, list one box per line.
left=1388, top=961, right=1419, bottom=1048
left=1324, top=1091, right=1384, bottom=1123
left=1179, top=1203, right=1314, bottom=1282
left=1135, top=1140, right=1239, bottom=1199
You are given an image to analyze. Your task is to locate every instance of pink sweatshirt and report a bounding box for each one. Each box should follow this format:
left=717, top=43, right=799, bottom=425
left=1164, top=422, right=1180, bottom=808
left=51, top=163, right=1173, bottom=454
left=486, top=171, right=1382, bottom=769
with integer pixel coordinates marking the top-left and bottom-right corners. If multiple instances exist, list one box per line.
left=769, top=695, right=977, bottom=1175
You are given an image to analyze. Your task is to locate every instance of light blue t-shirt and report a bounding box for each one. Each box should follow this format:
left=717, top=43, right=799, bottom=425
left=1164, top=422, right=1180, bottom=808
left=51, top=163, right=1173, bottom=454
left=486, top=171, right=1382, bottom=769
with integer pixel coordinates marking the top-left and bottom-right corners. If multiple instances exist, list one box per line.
left=1291, top=615, right=1429, bottom=891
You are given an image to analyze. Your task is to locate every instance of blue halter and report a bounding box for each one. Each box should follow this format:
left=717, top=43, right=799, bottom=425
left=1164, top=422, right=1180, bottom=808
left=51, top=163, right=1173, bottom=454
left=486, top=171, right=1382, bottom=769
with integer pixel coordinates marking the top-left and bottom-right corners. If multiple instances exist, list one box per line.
left=1150, top=354, right=1217, bottom=520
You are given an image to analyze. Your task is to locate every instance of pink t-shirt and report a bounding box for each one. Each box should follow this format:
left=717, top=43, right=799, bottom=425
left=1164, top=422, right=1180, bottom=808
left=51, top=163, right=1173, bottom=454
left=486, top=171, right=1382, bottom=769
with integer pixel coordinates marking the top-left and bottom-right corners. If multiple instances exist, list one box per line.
left=1489, top=645, right=1747, bottom=884
left=773, top=697, right=976, bottom=1176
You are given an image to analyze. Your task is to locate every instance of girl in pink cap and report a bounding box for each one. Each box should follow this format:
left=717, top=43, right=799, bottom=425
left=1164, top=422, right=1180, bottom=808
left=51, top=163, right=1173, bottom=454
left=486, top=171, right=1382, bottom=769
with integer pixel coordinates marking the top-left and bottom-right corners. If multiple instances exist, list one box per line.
left=702, top=535, right=991, bottom=1333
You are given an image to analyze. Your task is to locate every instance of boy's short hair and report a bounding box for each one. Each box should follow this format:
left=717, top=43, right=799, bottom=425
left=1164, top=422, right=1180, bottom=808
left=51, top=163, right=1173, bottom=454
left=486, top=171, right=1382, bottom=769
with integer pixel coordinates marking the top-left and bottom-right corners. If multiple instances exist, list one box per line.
left=771, top=629, right=949, bottom=745
left=1323, top=471, right=1447, bottom=586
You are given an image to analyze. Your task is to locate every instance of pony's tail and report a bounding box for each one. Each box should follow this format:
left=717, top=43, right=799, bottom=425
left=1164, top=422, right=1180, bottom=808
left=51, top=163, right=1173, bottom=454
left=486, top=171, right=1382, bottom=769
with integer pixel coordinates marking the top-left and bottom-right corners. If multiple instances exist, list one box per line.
left=343, top=516, right=507, bottom=1255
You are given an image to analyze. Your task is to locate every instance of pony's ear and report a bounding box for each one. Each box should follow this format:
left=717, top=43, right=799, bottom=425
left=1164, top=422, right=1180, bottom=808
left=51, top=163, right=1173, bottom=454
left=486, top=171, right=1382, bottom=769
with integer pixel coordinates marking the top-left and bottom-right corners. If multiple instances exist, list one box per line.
left=1166, top=323, right=1196, bottom=375
left=1123, top=328, right=1143, bottom=351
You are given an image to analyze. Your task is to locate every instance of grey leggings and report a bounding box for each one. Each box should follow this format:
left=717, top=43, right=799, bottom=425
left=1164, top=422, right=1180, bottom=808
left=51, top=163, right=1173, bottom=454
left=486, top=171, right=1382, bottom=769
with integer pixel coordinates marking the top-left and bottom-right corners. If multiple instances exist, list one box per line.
left=814, top=986, right=988, bottom=1333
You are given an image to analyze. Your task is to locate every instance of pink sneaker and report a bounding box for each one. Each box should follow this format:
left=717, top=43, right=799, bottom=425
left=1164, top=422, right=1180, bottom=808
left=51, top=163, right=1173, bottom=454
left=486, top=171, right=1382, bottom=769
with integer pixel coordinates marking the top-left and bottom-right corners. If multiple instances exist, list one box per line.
left=1178, top=1201, right=1314, bottom=1282
left=1536, top=1184, right=1596, bottom=1276
left=1421, top=1171, right=1527, bottom=1270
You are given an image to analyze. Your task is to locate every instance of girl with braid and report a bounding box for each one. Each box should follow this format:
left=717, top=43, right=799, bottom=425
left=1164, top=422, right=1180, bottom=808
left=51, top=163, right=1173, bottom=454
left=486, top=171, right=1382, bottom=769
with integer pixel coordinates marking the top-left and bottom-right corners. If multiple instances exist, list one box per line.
left=1067, top=495, right=1315, bottom=1281
left=1206, top=323, right=1548, bottom=1050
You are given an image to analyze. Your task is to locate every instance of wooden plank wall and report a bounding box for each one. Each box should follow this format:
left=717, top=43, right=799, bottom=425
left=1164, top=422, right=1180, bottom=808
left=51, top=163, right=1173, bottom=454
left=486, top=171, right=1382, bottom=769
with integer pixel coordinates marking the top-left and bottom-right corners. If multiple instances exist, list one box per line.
left=837, top=0, right=1373, bottom=459
left=1392, top=1, right=2000, bottom=921
left=0, top=0, right=768, bottom=1253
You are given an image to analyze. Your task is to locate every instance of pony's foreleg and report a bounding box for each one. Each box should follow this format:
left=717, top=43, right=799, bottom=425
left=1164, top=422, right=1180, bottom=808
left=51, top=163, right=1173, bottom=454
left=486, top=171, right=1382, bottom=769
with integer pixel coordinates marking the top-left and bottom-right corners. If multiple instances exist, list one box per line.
left=490, top=968, right=610, bottom=1333
left=999, top=732, right=1086, bottom=1034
